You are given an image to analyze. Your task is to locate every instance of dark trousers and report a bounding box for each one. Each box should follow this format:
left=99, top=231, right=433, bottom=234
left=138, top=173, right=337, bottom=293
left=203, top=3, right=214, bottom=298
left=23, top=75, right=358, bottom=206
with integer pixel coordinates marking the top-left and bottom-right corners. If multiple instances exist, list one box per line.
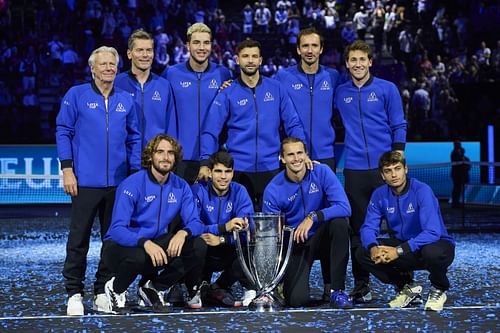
left=316, top=158, right=336, bottom=284
left=175, top=160, right=200, bottom=185
left=234, top=169, right=279, bottom=211
left=63, top=187, right=116, bottom=296
left=355, top=238, right=455, bottom=291
left=202, top=244, right=251, bottom=289
left=284, top=218, right=350, bottom=307
left=344, top=168, right=384, bottom=288
left=103, top=234, right=207, bottom=293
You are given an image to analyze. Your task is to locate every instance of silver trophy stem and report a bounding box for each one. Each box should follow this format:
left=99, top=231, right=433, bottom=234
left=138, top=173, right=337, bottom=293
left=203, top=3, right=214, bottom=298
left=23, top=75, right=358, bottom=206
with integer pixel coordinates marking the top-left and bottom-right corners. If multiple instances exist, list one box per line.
left=234, top=213, right=294, bottom=311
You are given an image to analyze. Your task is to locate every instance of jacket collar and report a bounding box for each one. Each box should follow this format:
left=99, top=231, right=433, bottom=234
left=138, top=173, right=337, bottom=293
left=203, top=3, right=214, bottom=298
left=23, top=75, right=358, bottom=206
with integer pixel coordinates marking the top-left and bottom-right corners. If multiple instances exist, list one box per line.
left=351, top=74, right=374, bottom=88
left=237, top=74, right=263, bottom=88
left=186, top=60, right=211, bottom=73
left=298, top=62, right=322, bottom=75
left=147, top=168, right=171, bottom=185
left=91, top=79, right=115, bottom=96
left=127, top=70, right=153, bottom=83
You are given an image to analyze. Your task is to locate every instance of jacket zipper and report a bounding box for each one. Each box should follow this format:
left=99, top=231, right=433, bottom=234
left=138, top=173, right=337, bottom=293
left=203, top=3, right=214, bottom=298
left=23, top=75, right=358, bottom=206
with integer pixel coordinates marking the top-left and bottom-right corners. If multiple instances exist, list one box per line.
left=157, top=184, right=163, bottom=236
left=197, top=75, right=201, bottom=158
left=140, top=83, right=145, bottom=149
left=105, top=97, right=109, bottom=186
left=396, top=195, right=404, bottom=239
left=308, top=75, right=315, bottom=155
left=357, top=87, right=371, bottom=168
left=253, top=89, right=258, bottom=172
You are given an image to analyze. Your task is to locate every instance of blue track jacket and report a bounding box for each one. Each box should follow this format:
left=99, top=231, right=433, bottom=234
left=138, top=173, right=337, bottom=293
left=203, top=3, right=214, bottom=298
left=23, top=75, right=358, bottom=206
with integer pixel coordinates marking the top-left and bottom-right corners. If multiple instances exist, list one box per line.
left=361, top=178, right=455, bottom=254
left=162, top=61, right=231, bottom=161
left=275, top=65, right=340, bottom=160
left=263, top=164, right=351, bottom=237
left=191, top=181, right=254, bottom=242
left=105, top=169, right=204, bottom=247
left=115, top=71, right=175, bottom=149
left=56, top=81, right=141, bottom=187
left=201, top=76, right=306, bottom=172
left=334, top=76, right=407, bottom=170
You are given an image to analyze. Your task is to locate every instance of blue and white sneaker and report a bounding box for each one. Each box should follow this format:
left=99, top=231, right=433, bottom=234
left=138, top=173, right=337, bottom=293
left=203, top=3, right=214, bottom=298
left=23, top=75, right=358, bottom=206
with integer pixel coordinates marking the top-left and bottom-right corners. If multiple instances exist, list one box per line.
left=331, top=290, right=354, bottom=309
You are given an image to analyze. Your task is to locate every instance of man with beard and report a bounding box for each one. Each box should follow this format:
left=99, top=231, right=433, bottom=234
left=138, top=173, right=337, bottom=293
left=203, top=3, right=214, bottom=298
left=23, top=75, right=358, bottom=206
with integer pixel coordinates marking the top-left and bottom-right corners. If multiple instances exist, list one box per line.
left=334, top=40, right=407, bottom=304
left=356, top=151, right=455, bottom=311
left=101, top=134, right=206, bottom=313
left=56, top=46, right=141, bottom=316
left=115, top=29, right=175, bottom=150
left=262, top=137, right=352, bottom=308
left=162, top=23, right=231, bottom=184
left=191, top=151, right=256, bottom=307
left=198, top=39, right=307, bottom=209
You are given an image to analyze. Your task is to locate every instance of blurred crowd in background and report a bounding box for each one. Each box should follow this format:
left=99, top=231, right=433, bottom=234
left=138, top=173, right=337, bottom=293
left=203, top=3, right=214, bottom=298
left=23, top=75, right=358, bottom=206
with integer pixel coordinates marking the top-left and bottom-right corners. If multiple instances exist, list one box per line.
left=0, top=0, right=499, bottom=144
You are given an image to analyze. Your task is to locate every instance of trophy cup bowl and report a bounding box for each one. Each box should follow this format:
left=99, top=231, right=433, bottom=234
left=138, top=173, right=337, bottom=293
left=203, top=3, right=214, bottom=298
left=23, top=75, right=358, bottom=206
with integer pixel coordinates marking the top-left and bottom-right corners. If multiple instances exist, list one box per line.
left=234, top=213, right=294, bottom=312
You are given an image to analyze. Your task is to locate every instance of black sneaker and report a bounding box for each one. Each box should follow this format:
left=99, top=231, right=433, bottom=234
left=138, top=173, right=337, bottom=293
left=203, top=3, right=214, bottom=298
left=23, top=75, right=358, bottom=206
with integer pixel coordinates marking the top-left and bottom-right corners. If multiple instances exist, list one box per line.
left=349, top=284, right=372, bottom=304
left=138, top=280, right=171, bottom=313
left=104, top=277, right=129, bottom=314
left=205, top=286, right=237, bottom=307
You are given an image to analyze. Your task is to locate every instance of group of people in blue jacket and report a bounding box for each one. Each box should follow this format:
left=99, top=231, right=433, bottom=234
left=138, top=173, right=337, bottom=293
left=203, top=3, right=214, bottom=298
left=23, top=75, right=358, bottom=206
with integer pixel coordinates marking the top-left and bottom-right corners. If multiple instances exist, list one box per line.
left=56, top=22, right=455, bottom=316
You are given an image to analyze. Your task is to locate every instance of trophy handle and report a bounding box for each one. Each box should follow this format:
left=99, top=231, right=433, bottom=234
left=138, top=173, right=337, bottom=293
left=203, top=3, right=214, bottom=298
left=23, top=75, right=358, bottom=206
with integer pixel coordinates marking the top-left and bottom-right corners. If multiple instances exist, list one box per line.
left=261, top=225, right=294, bottom=294
left=233, top=229, right=257, bottom=287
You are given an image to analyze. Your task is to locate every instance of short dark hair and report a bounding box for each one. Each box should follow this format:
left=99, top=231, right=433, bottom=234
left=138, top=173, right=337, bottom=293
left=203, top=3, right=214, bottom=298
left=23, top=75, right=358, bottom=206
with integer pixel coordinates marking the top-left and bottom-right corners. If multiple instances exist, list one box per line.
left=208, top=151, right=234, bottom=169
left=297, top=27, right=324, bottom=49
left=344, top=40, right=373, bottom=62
left=378, top=151, right=406, bottom=172
left=237, top=39, right=262, bottom=55
left=280, top=137, right=307, bottom=157
left=128, top=29, right=153, bottom=50
left=142, top=134, right=183, bottom=169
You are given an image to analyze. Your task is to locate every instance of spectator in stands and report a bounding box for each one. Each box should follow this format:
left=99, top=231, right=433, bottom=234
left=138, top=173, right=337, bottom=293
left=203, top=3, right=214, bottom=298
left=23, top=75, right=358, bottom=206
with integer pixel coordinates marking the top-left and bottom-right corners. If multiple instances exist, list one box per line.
left=450, top=140, right=470, bottom=208
left=275, top=3, right=288, bottom=36
left=341, top=21, right=356, bottom=48
left=242, top=4, right=254, bottom=36
left=19, top=46, right=37, bottom=92
left=47, top=34, right=64, bottom=68
left=352, top=5, right=369, bottom=40
left=254, top=1, right=271, bottom=34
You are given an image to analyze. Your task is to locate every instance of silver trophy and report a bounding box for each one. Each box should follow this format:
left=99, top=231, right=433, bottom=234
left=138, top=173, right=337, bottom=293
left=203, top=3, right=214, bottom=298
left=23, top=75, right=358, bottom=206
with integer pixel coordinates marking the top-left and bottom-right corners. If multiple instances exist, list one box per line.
left=234, top=213, right=294, bottom=311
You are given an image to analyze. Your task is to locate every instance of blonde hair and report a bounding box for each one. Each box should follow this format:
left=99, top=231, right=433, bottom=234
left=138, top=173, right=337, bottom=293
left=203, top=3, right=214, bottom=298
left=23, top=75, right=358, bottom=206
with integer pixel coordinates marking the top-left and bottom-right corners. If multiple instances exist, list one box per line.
left=187, top=23, right=212, bottom=42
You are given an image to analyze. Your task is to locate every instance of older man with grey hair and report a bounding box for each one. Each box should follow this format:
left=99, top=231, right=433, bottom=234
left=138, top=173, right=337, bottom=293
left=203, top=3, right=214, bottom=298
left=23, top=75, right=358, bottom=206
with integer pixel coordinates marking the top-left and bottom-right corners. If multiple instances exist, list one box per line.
left=56, top=46, right=141, bottom=315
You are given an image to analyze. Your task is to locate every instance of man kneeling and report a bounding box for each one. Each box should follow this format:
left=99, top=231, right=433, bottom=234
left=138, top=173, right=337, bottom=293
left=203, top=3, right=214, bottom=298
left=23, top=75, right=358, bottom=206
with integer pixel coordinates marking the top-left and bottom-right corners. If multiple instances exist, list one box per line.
left=101, top=134, right=206, bottom=313
left=356, top=151, right=455, bottom=311
left=263, top=137, right=353, bottom=308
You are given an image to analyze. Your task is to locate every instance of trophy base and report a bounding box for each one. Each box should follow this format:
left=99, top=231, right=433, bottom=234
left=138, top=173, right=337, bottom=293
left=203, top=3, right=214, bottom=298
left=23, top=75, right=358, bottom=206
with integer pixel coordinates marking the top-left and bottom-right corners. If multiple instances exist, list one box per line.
left=249, top=292, right=284, bottom=312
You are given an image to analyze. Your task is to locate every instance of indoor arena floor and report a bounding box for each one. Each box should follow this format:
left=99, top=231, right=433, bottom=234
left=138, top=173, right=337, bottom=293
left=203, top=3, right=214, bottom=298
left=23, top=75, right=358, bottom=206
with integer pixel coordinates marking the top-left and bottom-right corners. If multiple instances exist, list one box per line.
left=0, top=209, right=499, bottom=332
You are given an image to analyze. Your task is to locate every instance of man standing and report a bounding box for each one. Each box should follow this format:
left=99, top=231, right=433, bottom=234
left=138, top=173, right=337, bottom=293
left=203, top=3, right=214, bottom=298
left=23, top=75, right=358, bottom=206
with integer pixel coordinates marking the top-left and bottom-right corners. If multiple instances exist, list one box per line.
left=334, top=40, right=407, bottom=303
left=115, top=29, right=175, bottom=150
left=56, top=46, right=141, bottom=315
left=275, top=27, right=341, bottom=300
left=191, top=151, right=256, bottom=307
left=263, top=137, right=352, bottom=308
left=102, top=134, right=207, bottom=313
left=275, top=27, right=341, bottom=171
left=162, top=23, right=231, bottom=184
left=356, top=151, right=455, bottom=311
left=199, top=39, right=306, bottom=209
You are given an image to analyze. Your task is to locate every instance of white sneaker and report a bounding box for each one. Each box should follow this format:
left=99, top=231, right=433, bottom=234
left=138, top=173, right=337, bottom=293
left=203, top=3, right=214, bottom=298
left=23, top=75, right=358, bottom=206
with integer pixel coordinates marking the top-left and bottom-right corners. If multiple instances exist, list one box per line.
left=104, top=277, right=127, bottom=314
left=241, top=289, right=257, bottom=307
left=67, top=293, right=84, bottom=316
left=424, top=287, right=447, bottom=312
left=93, top=293, right=112, bottom=313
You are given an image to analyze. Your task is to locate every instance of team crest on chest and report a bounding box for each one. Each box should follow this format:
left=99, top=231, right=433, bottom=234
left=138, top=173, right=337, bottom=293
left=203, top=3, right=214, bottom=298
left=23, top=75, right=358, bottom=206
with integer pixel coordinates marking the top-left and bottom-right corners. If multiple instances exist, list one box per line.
left=263, top=92, right=274, bottom=102
left=115, top=103, right=126, bottom=112
left=309, top=182, right=319, bottom=194
left=152, top=90, right=161, bottom=101
left=367, top=92, right=378, bottom=102
left=226, top=202, right=233, bottom=213
left=208, top=79, right=219, bottom=89
left=320, top=80, right=330, bottom=90
left=168, top=192, right=177, bottom=203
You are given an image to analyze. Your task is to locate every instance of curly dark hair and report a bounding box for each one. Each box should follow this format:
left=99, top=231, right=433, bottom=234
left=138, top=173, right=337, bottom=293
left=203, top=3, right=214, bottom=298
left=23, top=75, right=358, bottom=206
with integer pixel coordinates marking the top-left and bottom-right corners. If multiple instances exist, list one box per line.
left=141, top=134, right=183, bottom=169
